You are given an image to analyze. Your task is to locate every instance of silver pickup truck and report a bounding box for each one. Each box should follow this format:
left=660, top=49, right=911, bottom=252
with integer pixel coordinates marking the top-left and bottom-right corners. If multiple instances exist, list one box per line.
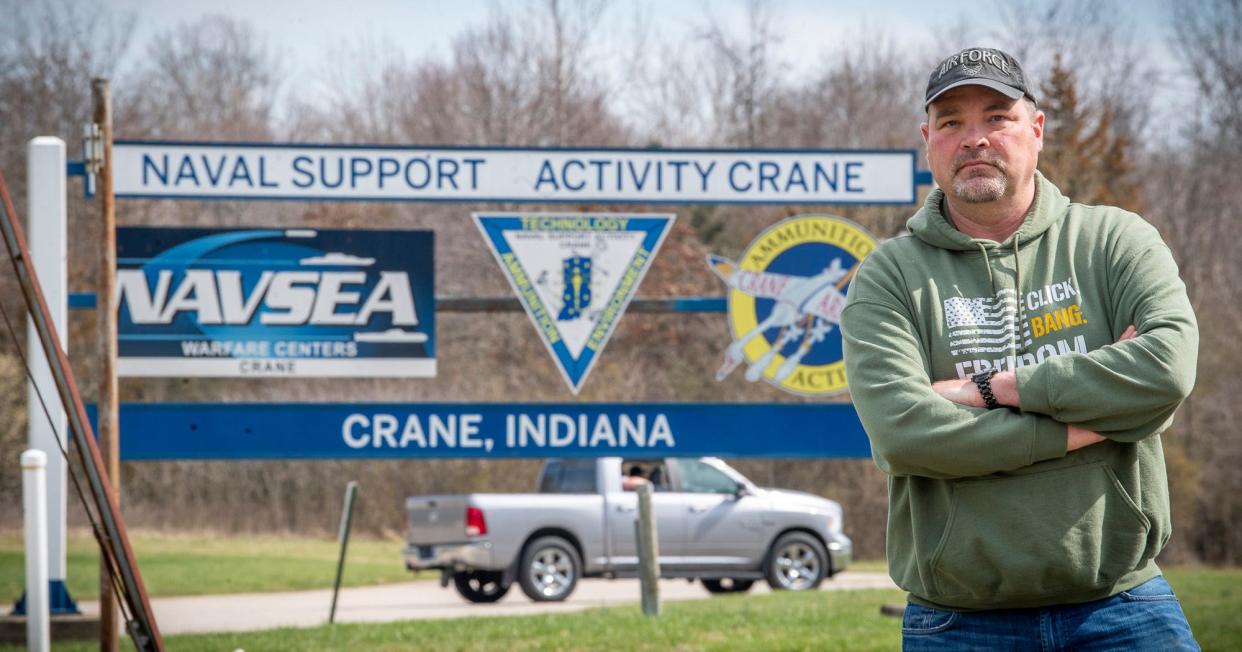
left=402, top=456, right=852, bottom=603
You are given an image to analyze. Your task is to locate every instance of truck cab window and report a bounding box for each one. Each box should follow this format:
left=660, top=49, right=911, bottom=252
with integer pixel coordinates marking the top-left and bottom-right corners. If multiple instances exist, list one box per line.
left=539, top=459, right=596, bottom=493
left=621, top=459, right=670, bottom=492
left=675, top=459, right=739, bottom=494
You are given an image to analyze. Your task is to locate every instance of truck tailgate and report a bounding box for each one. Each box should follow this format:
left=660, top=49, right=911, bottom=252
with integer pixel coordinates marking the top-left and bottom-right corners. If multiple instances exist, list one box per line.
left=405, top=495, right=470, bottom=544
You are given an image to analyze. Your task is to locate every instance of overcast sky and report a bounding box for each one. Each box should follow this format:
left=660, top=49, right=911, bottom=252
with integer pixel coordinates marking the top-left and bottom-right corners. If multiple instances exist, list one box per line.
left=102, top=0, right=1181, bottom=129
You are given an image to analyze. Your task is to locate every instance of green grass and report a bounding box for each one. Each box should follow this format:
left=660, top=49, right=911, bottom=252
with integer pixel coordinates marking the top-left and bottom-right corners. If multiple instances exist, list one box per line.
left=1, top=535, right=1236, bottom=651
left=22, top=569, right=1239, bottom=652
left=25, top=587, right=913, bottom=652
left=0, top=531, right=420, bottom=599
left=846, top=559, right=888, bottom=573
left=1165, top=566, right=1242, bottom=652
left=148, top=568, right=1242, bottom=651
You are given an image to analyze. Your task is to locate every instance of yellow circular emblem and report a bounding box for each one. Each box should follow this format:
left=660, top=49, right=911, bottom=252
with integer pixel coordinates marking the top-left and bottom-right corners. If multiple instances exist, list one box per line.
left=717, top=215, right=878, bottom=396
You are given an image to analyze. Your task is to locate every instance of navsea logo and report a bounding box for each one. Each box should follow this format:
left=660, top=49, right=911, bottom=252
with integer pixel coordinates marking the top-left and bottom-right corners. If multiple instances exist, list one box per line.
left=116, top=227, right=435, bottom=378
left=709, top=215, right=877, bottom=396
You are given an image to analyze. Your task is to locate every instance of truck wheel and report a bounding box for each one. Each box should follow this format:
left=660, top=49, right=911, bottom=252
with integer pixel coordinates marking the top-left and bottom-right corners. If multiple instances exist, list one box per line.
left=453, top=570, right=510, bottom=603
left=702, top=578, right=755, bottom=594
left=518, top=536, right=581, bottom=602
left=764, top=532, right=828, bottom=591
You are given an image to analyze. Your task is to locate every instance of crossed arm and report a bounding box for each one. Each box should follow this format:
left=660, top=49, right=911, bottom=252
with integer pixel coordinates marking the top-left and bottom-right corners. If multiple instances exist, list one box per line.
left=930, top=325, right=1137, bottom=452
left=841, top=230, right=1196, bottom=480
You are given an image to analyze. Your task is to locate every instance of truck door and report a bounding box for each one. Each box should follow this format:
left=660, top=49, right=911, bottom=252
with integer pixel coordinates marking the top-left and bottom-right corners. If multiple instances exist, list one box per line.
left=672, top=458, right=764, bottom=570
left=604, top=459, right=685, bottom=570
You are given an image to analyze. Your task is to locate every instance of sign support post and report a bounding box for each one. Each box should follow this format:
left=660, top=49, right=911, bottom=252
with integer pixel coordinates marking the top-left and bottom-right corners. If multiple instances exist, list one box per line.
left=23, top=136, right=78, bottom=615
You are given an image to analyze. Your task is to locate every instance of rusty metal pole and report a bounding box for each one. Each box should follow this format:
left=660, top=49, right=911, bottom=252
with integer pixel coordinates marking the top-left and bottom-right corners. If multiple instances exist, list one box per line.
left=93, top=77, right=120, bottom=652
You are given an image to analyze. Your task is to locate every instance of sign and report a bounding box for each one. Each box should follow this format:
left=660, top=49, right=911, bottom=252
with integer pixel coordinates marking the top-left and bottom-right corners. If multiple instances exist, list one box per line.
left=475, top=213, right=673, bottom=394
left=709, top=215, right=878, bottom=396
left=92, top=403, right=871, bottom=460
left=116, top=227, right=435, bottom=377
left=113, top=141, right=918, bottom=204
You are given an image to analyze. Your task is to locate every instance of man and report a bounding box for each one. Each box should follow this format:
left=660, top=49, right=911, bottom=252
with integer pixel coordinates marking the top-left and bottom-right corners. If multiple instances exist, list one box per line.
left=622, top=464, right=649, bottom=491
left=841, top=47, right=1199, bottom=650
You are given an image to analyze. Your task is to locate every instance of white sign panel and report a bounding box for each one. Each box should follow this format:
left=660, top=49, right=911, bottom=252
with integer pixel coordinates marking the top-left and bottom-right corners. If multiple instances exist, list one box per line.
left=113, top=141, right=917, bottom=204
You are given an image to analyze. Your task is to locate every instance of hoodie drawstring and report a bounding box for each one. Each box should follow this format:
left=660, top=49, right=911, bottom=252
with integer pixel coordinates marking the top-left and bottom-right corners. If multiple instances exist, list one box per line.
left=1012, top=236, right=1022, bottom=356
left=976, top=242, right=995, bottom=293
left=976, top=238, right=1025, bottom=361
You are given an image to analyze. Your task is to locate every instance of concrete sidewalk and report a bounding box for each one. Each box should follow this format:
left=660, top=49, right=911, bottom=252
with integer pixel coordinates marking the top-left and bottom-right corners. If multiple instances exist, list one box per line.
left=76, top=572, right=898, bottom=635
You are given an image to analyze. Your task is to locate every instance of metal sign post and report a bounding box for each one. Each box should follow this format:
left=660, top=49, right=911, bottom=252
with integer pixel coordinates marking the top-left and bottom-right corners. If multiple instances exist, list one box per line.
left=329, top=481, right=359, bottom=624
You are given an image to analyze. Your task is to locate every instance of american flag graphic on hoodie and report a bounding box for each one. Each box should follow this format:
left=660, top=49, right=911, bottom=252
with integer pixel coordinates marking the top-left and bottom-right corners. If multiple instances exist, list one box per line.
left=944, top=289, right=1032, bottom=356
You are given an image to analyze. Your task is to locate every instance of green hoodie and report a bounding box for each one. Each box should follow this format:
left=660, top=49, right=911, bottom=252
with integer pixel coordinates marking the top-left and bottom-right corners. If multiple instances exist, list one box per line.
left=841, top=172, right=1198, bottom=611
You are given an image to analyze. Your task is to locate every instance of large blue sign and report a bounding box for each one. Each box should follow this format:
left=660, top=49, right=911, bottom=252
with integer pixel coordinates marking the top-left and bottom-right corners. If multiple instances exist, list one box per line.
left=95, top=403, right=870, bottom=460
left=116, top=227, right=435, bottom=377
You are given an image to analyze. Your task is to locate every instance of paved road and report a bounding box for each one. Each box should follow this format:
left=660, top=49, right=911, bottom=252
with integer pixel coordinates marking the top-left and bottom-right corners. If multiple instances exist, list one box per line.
left=77, top=572, right=898, bottom=635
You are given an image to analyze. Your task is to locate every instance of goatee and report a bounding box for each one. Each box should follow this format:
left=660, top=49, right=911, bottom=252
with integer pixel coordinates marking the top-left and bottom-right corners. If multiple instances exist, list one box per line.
left=954, top=174, right=1007, bottom=203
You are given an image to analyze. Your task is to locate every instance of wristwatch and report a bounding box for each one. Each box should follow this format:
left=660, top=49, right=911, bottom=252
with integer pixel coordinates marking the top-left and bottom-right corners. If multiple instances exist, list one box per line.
left=971, top=368, right=1001, bottom=410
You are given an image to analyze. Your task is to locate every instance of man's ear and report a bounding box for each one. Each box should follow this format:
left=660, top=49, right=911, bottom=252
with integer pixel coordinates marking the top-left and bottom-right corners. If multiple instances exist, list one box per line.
left=920, top=121, right=930, bottom=145
left=1032, top=110, right=1045, bottom=151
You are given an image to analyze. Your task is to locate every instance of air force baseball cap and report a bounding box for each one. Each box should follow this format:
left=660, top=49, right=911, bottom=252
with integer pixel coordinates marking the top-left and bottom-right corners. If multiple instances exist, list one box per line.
left=925, top=47, right=1036, bottom=108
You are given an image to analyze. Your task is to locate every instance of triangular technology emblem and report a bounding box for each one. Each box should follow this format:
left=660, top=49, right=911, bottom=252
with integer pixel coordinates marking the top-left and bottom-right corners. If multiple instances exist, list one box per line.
left=474, top=212, right=675, bottom=394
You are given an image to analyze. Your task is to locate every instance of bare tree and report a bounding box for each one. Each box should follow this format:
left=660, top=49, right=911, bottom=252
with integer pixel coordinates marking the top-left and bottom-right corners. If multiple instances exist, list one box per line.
left=1172, top=0, right=1242, bottom=149
left=0, top=0, right=135, bottom=285
left=617, top=4, right=716, bottom=146
left=697, top=0, right=785, bottom=147
left=1148, top=0, right=1242, bottom=564
left=118, top=15, right=282, bottom=141
left=980, top=0, right=1158, bottom=146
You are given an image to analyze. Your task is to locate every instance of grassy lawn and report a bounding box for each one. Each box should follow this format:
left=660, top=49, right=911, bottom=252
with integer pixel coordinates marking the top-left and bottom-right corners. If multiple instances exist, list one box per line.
left=1165, top=566, right=1242, bottom=652
left=22, top=587, right=912, bottom=652
left=1, top=535, right=1236, bottom=651
left=0, top=531, right=419, bottom=599
left=1, top=567, right=1235, bottom=652
left=845, top=559, right=888, bottom=573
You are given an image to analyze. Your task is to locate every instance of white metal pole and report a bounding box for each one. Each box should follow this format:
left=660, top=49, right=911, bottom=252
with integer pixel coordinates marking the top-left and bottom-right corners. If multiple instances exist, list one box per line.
left=22, top=449, right=51, bottom=652
left=26, top=137, right=70, bottom=600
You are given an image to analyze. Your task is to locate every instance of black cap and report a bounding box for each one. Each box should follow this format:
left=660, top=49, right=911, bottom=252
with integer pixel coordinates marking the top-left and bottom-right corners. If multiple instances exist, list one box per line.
left=925, top=48, right=1036, bottom=108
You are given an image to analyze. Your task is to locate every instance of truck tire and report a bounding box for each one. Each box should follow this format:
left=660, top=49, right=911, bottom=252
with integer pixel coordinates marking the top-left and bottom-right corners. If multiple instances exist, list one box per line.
left=764, top=531, right=828, bottom=591
left=702, top=578, right=755, bottom=594
left=518, top=536, right=581, bottom=602
left=453, top=570, right=510, bottom=603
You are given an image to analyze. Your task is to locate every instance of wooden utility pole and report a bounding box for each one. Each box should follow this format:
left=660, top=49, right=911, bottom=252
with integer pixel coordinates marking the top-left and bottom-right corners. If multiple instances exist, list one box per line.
left=93, top=77, right=120, bottom=652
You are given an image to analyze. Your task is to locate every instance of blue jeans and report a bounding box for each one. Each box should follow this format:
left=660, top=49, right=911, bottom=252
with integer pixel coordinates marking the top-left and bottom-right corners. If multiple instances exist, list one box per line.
left=902, top=576, right=1199, bottom=651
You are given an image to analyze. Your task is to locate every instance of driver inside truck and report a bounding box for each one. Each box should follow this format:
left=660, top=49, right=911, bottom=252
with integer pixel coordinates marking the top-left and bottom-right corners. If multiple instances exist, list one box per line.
left=622, top=465, right=648, bottom=491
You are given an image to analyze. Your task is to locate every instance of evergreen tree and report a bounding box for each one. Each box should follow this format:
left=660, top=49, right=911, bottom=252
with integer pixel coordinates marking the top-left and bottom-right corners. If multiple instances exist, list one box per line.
left=1038, top=54, right=1142, bottom=210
